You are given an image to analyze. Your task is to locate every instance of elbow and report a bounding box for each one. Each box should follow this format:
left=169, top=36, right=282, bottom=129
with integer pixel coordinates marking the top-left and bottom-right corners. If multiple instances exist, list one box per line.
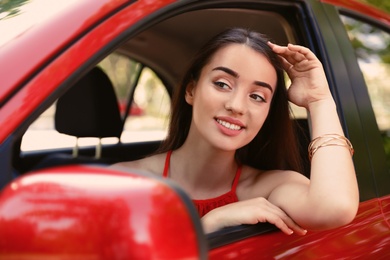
left=330, top=193, right=360, bottom=228
left=304, top=198, right=359, bottom=230
left=328, top=202, right=358, bottom=228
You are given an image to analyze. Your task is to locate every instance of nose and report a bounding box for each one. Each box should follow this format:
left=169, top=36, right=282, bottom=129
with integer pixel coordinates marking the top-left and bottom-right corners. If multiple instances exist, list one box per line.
left=224, top=91, right=246, bottom=115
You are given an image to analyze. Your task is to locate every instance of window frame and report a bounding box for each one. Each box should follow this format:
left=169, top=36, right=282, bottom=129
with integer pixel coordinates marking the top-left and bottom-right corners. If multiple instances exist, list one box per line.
left=334, top=7, right=390, bottom=198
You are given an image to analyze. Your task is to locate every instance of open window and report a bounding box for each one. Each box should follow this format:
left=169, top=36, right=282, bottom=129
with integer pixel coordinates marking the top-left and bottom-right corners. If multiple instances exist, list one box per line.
left=340, top=14, right=390, bottom=170
left=98, top=53, right=171, bottom=144
left=21, top=54, right=170, bottom=153
left=18, top=54, right=171, bottom=172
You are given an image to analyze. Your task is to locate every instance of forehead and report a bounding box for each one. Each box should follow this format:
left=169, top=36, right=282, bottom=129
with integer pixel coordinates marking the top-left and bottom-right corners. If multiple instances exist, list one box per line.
left=205, top=43, right=278, bottom=88
left=209, top=43, right=271, bottom=66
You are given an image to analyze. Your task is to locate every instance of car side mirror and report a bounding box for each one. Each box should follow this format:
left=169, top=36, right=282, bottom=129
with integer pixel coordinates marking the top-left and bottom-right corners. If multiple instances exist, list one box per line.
left=0, top=165, right=208, bottom=259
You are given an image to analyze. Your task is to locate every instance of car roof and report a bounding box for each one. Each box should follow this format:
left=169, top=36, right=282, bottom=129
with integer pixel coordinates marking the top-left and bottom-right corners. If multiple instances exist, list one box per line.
left=119, top=8, right=296, bottom=89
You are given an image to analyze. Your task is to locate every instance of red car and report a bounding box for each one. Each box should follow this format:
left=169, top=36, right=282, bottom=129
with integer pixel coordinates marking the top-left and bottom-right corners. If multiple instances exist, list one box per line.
left=0, top=0, right=389, bottom=259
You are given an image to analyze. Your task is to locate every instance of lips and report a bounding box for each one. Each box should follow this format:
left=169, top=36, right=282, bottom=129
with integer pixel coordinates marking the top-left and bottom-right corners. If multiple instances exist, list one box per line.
left=216, top=119, right=243, bottom=130
left=214, top=116, right=245, bottom=136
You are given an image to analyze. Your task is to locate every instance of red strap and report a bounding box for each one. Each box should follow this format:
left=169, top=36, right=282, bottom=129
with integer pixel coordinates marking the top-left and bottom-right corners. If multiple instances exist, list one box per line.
left=163, top=150, right=172, bottom=177
left=231, top=166, right=242, bottom=193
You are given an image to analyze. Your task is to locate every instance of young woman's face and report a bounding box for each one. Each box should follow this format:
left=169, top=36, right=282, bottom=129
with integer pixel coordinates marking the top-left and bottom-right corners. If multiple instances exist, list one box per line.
left=185, top=43, right=278, bottom=151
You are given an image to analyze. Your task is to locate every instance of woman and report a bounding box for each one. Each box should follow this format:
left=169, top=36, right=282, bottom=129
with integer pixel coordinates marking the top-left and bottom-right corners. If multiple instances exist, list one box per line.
left=113, top=28, right=359, bottom=235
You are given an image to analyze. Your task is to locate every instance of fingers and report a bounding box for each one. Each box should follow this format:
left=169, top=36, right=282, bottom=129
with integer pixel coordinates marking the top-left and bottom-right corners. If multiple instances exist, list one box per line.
left=256, top=198, right=307, bottom=235
left=268, top=42, right=318, bottom=67
left=239, top=197, right=307, bottom=236
left=276, top=56, right=294, bottom=74
left=263, top=213, right=294, bottom=235
left=277, top=214, right=308, bottom=236
left=286, top=43, right=318, bottom=61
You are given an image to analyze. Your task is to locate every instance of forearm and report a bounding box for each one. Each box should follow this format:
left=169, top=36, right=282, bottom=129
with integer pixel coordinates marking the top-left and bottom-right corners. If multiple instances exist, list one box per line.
left=304, top=98, right=359, bottom=227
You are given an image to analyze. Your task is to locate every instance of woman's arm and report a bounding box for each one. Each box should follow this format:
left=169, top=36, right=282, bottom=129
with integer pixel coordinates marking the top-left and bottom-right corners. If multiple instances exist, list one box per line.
left=267, top=42, right=359, bottom=230
left=201, top=197, right=307, bottom=235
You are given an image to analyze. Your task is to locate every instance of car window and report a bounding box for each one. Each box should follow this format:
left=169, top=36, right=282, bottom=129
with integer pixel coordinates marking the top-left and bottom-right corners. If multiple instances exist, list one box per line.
left=21, top=53, right=170, bottom=152
left=340, top=15, right=390, bottom=169
left=98, top=53, right=170, bottom=144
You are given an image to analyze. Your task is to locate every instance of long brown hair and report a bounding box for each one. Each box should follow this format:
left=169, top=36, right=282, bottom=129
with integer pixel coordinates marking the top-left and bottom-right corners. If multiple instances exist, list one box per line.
left=160, top=28, right=303, bottom=173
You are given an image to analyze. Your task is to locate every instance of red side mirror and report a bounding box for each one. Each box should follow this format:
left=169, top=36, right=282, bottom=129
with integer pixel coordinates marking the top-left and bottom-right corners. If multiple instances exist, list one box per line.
left=0, top=165, right=207, bottom=259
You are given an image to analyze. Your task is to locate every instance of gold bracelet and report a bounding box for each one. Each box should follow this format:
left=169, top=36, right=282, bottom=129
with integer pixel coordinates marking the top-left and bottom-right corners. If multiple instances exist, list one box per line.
left=308, top=134, right=354, bottom=161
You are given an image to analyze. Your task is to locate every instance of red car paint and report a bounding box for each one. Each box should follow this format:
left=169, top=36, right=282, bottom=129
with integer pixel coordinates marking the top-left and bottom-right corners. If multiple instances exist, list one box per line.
left=210, top=198, right=390, bottom=258
left=321, top=0, right=390, bottom=26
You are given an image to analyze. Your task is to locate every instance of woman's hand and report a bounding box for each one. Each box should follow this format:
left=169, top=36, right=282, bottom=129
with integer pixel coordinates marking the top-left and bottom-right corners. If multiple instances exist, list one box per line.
left=201, top=197, right=307, bottom=235
left=268, top=42, right=333, bottom=109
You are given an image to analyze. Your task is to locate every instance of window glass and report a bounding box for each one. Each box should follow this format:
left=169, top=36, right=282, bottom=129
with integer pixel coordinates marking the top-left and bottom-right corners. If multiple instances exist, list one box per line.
left=21, top=53, right=170, bottom=152
left=341, top=15, right=390, bottom=168
left=99, top=54, right=170, bottom=143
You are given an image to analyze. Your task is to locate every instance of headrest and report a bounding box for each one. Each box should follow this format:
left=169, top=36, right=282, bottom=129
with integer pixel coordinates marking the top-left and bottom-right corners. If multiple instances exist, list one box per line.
left=55, top=67, right=122, bottom=138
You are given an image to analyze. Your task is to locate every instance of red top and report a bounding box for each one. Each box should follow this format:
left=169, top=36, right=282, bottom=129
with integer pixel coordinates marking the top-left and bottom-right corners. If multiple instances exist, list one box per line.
left=163, top=150, right=242, bottom=217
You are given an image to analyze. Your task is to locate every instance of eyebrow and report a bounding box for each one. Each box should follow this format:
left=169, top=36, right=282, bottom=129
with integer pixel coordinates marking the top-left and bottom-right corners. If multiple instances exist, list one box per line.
left=212, top=66, right=274, bottom=93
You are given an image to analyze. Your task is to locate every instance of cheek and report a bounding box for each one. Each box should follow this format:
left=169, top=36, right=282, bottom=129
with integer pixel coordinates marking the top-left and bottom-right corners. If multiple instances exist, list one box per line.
left=250, top=105, right=271, bottom=130
left=191, top=88, right=215, bottom=120
left=193, top=84, right=221, bottom=109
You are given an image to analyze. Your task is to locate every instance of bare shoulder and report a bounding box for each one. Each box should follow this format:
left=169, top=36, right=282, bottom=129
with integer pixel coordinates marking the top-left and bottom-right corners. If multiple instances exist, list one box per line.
left=110, top=152, right=167, bottom=176
left=237, top=165, right=309, bottom=200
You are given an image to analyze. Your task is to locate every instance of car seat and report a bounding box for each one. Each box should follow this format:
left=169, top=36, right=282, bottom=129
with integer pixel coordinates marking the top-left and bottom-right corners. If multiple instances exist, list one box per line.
left=32, top=67, right=123, bottom=170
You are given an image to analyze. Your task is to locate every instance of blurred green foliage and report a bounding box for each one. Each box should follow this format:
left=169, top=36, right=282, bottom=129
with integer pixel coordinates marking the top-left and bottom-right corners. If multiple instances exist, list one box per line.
left=343, top=17, right=390, bottom=64
left=0, top=0, right=29, bottom=20
left=362, top=0, right=390, bottom=14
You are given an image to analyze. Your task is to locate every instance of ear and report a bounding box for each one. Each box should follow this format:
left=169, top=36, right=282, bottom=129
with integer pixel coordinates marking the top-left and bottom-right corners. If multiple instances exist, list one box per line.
left=184, top=81, right=195, bottom=105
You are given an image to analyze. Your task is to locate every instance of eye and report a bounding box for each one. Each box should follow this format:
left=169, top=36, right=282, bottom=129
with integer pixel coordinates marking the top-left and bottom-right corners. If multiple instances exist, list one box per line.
left=250, top=93, right=266, bottom=103
left=213, top=81, right=231, bottom=90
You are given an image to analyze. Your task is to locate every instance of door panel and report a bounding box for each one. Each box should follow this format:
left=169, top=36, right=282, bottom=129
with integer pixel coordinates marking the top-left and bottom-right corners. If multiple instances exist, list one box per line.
left=209, top=199, right=390, bottom=259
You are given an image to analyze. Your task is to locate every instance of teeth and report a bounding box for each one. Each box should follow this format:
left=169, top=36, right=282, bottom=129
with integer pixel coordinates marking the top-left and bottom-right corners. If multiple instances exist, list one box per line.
left=216, top=119, right=242, bottom=130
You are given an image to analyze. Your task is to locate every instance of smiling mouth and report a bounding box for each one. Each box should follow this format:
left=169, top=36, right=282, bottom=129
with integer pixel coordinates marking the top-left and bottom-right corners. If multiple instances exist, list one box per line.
left=216, top=119, right=243, bottom=131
